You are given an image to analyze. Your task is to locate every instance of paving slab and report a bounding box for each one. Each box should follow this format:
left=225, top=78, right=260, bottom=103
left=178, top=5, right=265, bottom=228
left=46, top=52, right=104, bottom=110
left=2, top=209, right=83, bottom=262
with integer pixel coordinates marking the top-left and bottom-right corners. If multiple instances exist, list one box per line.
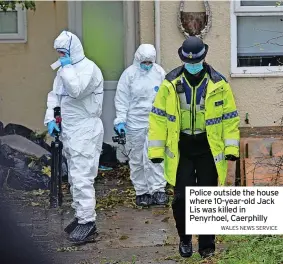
left=54, top=245, right=181, bottom=264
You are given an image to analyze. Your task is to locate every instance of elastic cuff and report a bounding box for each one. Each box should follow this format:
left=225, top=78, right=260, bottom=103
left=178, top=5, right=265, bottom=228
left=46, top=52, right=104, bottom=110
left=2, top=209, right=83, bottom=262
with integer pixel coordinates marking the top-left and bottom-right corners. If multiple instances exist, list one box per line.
left=148, top=147, right=165, bottom=159
left=224, top=146, right=239, bottom=157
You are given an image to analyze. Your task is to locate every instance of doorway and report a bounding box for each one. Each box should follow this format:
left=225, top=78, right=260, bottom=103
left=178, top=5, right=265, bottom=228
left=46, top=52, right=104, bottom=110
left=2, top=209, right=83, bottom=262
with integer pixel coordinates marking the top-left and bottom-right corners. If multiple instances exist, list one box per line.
left=68, top=1, right=140, bottom=143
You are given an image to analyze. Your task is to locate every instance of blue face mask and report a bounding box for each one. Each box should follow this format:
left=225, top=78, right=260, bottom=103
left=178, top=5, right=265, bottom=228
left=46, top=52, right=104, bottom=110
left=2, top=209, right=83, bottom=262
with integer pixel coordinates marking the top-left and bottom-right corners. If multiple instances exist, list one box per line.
left=184, top=62, right=203, bottom=75
left=140, top=63, right=153, bottom=71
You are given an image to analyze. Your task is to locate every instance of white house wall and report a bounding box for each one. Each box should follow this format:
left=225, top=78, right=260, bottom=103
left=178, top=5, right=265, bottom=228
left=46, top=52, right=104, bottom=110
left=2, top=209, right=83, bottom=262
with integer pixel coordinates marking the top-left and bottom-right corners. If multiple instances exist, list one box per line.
left=139, top=0, right=283, bottom=128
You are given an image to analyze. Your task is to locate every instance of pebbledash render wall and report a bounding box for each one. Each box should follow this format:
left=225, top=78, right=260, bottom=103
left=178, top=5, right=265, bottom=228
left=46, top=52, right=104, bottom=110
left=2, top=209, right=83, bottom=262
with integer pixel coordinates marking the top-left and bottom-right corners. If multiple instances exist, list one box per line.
left=0, top=1, right=68, bottom=132
left=139, top=0, right=283, bottom=129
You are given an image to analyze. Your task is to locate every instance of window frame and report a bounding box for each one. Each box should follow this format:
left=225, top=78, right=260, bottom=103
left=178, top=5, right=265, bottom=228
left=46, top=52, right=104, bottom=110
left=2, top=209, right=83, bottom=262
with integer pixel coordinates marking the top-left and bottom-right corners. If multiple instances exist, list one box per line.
left=0, top=5, right=27, bottom=43
left=231, top=0, right=283, bottom=77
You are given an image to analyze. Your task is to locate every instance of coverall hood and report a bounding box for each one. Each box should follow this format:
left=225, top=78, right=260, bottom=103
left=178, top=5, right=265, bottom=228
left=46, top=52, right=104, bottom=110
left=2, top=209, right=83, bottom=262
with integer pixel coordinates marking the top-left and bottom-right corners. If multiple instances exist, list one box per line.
left=54, top=30, right=85, bottom=64
left=133, top=44, right=156, bottom=67
left=114, top=43, right=165, bottom=129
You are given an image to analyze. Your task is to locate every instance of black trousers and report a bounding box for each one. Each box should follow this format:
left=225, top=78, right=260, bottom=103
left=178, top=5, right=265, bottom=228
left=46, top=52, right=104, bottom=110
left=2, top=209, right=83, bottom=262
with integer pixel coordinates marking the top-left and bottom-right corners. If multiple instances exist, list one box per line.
left=172, top=133, right=218, bottom=251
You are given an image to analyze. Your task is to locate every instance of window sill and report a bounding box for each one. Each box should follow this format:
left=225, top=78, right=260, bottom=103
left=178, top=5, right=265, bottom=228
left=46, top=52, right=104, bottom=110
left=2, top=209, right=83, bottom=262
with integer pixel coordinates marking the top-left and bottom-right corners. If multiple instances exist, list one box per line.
left=231, top=72, right=283, bottom=78
left=231, top=66, right=283, bottom=78
left=0, top=39, right=27, bottom=44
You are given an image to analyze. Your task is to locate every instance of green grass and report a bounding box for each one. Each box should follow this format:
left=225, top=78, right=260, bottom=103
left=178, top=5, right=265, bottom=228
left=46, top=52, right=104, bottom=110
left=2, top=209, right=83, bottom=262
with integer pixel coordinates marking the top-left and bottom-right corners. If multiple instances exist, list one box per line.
left=216, top=235, right=283, bottom=264
left=159, top=235, right=283, bottom=264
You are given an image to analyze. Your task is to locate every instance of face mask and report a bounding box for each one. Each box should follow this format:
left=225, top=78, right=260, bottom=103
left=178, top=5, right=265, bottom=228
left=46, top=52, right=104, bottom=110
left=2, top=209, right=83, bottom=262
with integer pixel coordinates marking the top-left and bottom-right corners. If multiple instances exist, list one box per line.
left=184, top=62, right=203, bottom=75
left=140, top=63, right=153, bottom=71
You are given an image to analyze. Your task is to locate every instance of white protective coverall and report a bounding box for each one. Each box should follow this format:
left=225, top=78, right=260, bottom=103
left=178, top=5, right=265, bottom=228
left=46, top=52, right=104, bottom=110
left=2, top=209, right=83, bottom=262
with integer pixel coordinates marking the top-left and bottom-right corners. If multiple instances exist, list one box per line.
left=44, top=31, right=104, bottom=224
left=114, top=44, right=166, bottom=196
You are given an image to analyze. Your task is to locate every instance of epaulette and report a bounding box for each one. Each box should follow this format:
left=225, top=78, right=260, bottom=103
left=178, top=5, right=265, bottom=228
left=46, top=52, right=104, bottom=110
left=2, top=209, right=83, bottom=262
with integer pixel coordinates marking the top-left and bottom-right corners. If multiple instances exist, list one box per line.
left=206, top=64, right=228, bottom=83
left=165, top=66, right=184, bottom=82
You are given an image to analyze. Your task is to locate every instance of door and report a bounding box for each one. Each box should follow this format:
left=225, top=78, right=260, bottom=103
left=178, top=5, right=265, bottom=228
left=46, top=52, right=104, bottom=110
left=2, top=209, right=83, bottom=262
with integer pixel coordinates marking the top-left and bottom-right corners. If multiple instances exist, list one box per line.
left=68, top=1, right=139, bottom=143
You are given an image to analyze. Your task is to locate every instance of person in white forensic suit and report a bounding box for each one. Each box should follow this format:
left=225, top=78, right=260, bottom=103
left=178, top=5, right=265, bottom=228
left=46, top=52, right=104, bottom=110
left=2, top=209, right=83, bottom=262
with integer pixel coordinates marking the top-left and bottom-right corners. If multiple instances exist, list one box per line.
left=114, top=44, right=168, bottom=207
left=44, top=31, right=104, bottom=243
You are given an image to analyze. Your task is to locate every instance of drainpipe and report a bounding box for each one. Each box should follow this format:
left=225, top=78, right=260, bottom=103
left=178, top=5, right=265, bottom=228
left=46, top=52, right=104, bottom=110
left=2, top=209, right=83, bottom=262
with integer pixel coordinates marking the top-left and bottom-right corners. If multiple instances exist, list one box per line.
left=154, top=0, right=161, bottom=65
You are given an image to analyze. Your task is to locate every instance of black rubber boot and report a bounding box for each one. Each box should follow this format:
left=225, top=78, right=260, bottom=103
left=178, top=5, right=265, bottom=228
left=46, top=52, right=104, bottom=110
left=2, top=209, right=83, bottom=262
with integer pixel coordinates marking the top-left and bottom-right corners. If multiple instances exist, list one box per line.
left=199, top=248, right=215, bottom=258
left=69, top=222, right=97, bottom=244
left=179, top=240, right=193, bottom=258
left=136, top=194, right=152, bottom=207
left=152, top=192, right=169, bottom=205
left=64, top=218, right=78, bottom=234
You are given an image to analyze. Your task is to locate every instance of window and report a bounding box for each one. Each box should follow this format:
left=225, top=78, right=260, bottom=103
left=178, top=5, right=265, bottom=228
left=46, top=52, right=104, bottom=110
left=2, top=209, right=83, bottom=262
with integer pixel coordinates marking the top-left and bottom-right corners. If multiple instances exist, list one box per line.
left=0, top=5, right=27, bottom=43
left=231, top=0, right=283, bottom=77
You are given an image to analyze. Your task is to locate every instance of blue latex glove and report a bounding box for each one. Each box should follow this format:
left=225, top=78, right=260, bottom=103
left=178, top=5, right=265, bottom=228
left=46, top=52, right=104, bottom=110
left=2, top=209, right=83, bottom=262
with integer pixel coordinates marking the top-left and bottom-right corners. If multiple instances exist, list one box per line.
left=48, top=121, right=60, bottom=137
left=59, top=54, right=72, bottom=67
left=115, top=123, right=126, bottom=134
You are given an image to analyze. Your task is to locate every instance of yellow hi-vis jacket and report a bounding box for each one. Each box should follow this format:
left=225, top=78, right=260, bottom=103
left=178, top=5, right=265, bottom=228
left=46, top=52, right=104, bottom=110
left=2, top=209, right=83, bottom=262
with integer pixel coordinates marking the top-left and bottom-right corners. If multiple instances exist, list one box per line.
left=148, top=64, right=240, bottom=186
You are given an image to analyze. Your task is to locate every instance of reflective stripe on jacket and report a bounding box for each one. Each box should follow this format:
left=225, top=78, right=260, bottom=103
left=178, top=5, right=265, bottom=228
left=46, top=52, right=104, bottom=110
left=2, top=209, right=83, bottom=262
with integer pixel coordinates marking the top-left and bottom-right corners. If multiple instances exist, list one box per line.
left=148, top=64, right=240, bottom=186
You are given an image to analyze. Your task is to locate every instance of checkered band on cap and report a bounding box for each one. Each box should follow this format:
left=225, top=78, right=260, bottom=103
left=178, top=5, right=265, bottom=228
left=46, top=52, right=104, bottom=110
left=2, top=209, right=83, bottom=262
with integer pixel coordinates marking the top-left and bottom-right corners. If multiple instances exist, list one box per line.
left=181, top=46, right=206, bottom=59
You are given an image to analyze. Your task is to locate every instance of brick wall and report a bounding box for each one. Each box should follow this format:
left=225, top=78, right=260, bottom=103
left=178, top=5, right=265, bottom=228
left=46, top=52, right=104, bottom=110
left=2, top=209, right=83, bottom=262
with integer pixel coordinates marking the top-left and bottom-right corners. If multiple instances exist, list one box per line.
left=227, top=127, right=283, bottom=186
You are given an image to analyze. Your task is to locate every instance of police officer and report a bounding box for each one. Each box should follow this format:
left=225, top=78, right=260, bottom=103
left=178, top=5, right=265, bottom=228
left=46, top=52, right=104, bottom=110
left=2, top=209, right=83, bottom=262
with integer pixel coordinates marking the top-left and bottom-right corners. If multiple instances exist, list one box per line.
left=147, top=36, right=240, bottom=258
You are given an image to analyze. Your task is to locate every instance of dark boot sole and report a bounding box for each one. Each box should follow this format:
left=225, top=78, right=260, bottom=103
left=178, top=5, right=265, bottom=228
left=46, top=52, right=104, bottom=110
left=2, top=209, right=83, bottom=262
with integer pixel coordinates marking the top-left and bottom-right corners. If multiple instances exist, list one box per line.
left=68, top=232, right=98, bottom=245
left=200, top=252, right=215, bottom=258
left=136, top=202, right=169, bottom=208
left=179, top=250, right=193, bottom=258
left=136, top=204, right=151, bottom=208
left=151, top=203, right=169, bottom=208
left=151, top=200, right=169, bottom=208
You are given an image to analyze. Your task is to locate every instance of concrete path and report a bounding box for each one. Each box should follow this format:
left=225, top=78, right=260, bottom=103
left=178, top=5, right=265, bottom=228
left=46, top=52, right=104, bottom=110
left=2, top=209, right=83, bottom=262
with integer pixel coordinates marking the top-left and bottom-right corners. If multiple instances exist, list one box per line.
left=3, top=166, right=221, bottom=264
